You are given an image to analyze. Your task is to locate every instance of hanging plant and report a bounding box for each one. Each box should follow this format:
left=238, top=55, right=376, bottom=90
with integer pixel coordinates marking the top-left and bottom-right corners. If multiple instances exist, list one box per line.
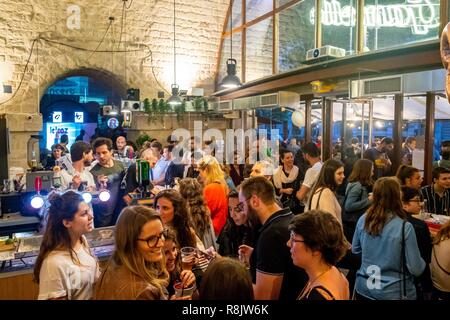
left=136, top=133, right=151, bottom=149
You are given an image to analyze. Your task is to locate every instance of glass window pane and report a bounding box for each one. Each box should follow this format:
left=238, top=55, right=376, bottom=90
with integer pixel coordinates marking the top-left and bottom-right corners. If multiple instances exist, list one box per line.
left=332, top=102, right=343, bottom=159
left=226, top=0, right=243, bottom=31
left=292, top=103, right=306, bottom=142
left=246, top=0, right=273, bottom=22
left=246, top=18, right=273, bottom=82
left=371, top=98, right=394, bottom=143
left=278, top=0, right=315, bottom=72
left=433, top=95, right=450, bottom=166
left=321, top=0, right=357, bottom=55
left=277, top=0, right=294, bottom=7
left=402, top=96, right=426, bottom=169
left=311, top=100, right=322, bottom=146
left=218, top=33, right=242, bottom=85
left=363, top=0, right=440, bottom=51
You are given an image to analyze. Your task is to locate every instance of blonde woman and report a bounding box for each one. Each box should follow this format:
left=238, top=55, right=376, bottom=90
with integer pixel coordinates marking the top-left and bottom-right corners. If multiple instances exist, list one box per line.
left=197, top=155, right=229, bottom=236
left=94, top=206, right=169, bottom=300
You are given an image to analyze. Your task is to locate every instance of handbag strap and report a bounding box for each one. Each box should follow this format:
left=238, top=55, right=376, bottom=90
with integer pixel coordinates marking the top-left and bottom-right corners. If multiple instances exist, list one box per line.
left=401, top=220, right=407, bottom=299
left=433, top=247, right=450, bottom=276
left=315, top=188, right=325, bottom=210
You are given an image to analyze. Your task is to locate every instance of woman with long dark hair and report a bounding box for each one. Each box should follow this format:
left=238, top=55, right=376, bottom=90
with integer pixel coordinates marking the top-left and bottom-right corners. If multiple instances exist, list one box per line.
left=163, top=228, right=197, bottom=297
left=94, top=206, right=169, bottom=300
left=344, top=159, right=374, bottom=240
left=216, top=190, right=254, bottom=258
left=308, top=159, right=345, bottom=223
left=352, top=177, right=426, bottom=300
left=34, top=191, right=98, bottom=300
left=153, top=189, right=200, bottom=249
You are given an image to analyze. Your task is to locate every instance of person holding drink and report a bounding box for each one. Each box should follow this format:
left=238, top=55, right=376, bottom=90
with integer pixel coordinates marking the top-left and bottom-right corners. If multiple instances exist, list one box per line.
left=163, top=228, right=197, bottom=298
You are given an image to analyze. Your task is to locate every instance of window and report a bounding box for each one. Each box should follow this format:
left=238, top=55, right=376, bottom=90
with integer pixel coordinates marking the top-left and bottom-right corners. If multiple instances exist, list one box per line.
left=363, top=0, right=440, bottom=51
left=246, top=0, right=273, bottom=22
left=226, top=0, right=243, bottom=31
left=321, top=0, right=357, bottom=55
left=246, top=18, right=273, bottom=82
left=278, top=0, right=315, bottom=72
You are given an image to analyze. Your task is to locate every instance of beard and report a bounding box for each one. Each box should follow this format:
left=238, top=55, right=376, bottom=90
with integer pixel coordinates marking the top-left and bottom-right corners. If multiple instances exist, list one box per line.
left=246, top=204, right=261, bottom=229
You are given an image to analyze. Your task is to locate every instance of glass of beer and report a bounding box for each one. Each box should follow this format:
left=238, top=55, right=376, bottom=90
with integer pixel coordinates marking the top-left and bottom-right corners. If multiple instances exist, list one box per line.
left=180, top=246, right=197, bottom=270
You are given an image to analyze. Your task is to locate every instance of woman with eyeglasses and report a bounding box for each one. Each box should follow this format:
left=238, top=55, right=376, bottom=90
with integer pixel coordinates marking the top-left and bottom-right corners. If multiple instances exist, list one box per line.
left=216, top=190, right=255, bottom=258
left=401, top=186, right=433, bottom=299
left=352, top=178, right=425, bottom=300
left=34, top=191, right=99, bottom=300
left=287, top=210, right=349, bottom=300
left=94, top=206, right=170, bottom=300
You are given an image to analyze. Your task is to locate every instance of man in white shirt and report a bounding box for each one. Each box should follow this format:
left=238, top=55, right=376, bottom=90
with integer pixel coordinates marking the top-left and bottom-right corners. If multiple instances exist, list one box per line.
left=181, top=136, right=205, bottom=165
left=150, top=141, right=169, bottom=186
left=296, top=142, right=322, bottom=205
left=60, top=141, right=96, bottom=191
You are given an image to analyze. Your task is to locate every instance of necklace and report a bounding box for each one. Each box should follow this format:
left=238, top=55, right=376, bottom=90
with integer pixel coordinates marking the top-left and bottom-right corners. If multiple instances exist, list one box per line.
left=298, top=267, right=332, bottom=300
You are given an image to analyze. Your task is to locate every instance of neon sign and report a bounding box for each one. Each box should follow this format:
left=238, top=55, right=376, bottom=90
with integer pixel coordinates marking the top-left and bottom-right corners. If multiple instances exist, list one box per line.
left=310, top=0, right=439, bottom=35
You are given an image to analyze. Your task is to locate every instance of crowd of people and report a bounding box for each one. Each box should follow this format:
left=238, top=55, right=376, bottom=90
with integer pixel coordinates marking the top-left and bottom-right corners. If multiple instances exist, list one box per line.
left=31, top=133, right=450, bottom=301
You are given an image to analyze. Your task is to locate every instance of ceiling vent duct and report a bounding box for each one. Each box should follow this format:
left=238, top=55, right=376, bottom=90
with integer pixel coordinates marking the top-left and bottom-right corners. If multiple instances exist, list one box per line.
left=259, top=91, right=300, bottom=109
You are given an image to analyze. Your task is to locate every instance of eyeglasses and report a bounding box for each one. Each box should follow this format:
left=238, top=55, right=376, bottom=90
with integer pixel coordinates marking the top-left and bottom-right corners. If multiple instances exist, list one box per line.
left=290, top=233, right=305, bottom=244
left=231, top=197, right=251, bottom=214
left=138, top=230, right=166, bottom=248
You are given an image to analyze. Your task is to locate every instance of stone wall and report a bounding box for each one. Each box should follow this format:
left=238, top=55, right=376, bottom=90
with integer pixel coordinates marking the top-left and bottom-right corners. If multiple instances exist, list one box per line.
left=0, top=0, right=228, bottom=169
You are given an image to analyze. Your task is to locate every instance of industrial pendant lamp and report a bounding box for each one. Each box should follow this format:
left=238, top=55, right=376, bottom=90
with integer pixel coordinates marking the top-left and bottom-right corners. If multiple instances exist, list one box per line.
left=220, top=0, right=241, bottom=89
left=167, top=0, right=182, bottom=106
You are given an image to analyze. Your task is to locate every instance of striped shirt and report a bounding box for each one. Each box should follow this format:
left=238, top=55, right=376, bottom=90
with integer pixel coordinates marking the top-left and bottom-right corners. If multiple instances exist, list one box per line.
left=420, top=185, right=450, bottom=216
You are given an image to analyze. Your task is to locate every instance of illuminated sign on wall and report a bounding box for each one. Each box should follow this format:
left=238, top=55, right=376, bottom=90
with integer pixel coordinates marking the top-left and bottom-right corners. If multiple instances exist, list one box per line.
left=310, top=0, right=439, bottom=35
left=46, top=123, right=81, bottom=150
left=74, top=112, right=84, bottom=123
left=53, top=111, right=62, bottom=123
left=107, top=117, right=119, bottom=129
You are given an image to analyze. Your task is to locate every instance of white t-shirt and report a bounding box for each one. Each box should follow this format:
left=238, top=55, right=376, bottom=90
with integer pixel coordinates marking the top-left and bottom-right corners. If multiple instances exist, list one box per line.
left=60, top=167, right=96, bottom=190
left=302, top=161, right=323, bottom=205
left=38, top=243, right=100, bottom=300
left=302, top=161, right=323, bottom=188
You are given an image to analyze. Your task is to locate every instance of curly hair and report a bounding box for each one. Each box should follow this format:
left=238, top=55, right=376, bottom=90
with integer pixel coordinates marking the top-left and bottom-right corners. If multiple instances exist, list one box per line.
left=178, top=178, right=211, bottom=241
left=153, top=189, right=196, bottom=248
left=289, top=210, right=348, bottom=266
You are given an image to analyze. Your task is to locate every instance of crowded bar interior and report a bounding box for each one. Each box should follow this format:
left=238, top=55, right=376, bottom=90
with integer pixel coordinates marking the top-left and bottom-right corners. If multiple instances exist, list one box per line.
left=0, top=0, right=449, bottom=303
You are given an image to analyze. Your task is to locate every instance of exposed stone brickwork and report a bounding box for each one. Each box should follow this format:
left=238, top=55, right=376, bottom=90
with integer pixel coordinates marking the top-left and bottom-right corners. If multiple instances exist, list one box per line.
left=0, top=0, right=228, bottom=169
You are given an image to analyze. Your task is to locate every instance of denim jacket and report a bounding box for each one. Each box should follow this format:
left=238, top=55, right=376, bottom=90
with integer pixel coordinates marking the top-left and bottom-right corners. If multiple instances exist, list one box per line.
left=352, top=214, right=426, bottom=300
